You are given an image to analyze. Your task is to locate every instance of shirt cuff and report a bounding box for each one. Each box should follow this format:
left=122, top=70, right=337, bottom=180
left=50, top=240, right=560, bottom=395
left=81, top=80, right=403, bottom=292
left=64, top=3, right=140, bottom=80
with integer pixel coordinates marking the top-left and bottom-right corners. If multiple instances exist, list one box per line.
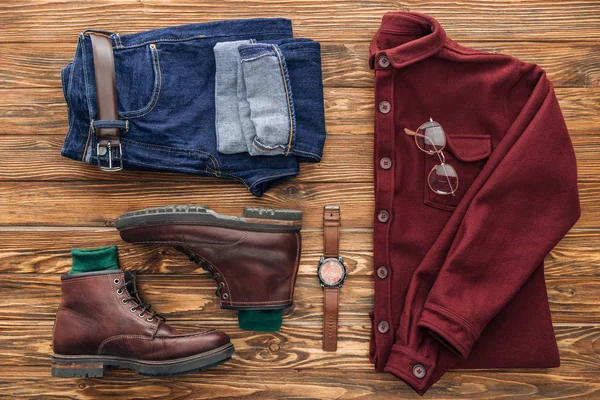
left=383, top=344, right=437, bottom=395
left=417, top=302, right=479, bottom=359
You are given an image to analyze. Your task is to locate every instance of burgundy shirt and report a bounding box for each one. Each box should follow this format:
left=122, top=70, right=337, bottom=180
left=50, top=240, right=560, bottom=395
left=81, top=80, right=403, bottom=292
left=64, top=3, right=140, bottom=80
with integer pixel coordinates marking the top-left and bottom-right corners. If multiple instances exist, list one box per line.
left=368, top=12, right=580, bottom=394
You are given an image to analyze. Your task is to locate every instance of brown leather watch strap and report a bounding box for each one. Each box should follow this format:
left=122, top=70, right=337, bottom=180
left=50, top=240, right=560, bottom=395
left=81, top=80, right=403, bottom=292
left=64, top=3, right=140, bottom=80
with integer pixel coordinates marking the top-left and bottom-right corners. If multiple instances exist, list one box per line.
left=323, top=286, right=339, bottom=352
left=323, top=206, right=340, bottom=258
left=89, top=33, right=121, bottom=143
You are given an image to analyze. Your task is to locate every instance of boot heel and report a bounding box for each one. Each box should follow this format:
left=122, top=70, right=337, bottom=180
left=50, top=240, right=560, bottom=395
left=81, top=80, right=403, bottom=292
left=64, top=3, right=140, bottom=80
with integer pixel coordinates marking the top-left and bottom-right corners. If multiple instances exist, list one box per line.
left=51, top=359, right=104, bottom=378
left=244, top=207, right=302, bottom=221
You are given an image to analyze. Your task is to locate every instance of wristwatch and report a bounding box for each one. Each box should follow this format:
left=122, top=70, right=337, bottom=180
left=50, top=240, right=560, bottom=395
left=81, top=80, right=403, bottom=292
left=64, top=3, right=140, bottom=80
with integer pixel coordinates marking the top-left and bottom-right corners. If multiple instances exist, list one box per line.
left=317, top=205, right=347, bottom=352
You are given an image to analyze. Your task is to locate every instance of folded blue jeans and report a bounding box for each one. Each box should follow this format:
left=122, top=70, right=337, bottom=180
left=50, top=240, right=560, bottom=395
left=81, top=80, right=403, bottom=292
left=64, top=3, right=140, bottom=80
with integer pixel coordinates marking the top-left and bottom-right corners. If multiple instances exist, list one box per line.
left=60, top=18, right=326, bottom=196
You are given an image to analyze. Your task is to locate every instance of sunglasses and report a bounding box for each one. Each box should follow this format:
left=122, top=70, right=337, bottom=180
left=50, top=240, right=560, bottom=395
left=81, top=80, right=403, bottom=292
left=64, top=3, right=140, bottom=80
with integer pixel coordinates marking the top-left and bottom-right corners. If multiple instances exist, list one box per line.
left=404, top=118, right=458, bottom=196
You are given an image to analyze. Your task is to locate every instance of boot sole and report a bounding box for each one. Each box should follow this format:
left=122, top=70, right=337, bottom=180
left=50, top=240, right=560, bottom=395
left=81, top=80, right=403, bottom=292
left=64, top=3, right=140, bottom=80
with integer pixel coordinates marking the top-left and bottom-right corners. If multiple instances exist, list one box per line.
left=115, top=205, right=302, bottom=232
left=51, top=343, right=234, bottom=378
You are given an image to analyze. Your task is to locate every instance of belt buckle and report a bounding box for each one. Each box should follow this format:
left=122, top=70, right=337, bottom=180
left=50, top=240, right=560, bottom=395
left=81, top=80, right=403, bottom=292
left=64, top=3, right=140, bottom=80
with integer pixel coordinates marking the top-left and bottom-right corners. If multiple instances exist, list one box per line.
left=97, top=141, right=123, bottom=171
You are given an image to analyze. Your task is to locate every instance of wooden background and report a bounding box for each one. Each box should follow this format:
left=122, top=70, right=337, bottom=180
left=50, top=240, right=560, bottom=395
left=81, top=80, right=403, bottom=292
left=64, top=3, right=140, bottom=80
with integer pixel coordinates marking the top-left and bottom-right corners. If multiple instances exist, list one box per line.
left=1, top=1, right=599, bottom=398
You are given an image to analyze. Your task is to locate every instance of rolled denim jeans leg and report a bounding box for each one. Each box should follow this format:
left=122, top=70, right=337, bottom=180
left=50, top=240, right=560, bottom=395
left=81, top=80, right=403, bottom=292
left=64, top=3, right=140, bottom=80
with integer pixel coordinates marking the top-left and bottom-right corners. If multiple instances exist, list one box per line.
left=237, top=59, right=256, bottom=154
left=238, top=43, right=294, bottom=156
left=214, top=40, right=253, bottom=154
left=276, top=40, right=326, bottom=162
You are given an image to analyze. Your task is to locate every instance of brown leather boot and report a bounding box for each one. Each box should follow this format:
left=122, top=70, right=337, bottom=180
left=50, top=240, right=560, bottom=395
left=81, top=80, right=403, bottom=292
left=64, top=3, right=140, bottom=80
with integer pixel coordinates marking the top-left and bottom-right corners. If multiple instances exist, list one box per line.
left=116, top=205, right=302, bottom=311
left=51, top=270, right=234, bottom=378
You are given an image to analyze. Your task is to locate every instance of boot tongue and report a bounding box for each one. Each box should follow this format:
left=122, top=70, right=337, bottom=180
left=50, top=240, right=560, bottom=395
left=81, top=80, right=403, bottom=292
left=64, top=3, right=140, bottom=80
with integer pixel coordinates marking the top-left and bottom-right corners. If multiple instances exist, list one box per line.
left=123, top=271, right=140, bottom=300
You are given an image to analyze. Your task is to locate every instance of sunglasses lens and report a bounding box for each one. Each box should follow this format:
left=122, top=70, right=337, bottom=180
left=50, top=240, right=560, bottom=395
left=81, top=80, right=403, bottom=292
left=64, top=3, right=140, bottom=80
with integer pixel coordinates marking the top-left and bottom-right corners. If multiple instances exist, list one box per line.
left=416, top=121, right=446, bottom=154
left=428, top=164, right=458, bottom=195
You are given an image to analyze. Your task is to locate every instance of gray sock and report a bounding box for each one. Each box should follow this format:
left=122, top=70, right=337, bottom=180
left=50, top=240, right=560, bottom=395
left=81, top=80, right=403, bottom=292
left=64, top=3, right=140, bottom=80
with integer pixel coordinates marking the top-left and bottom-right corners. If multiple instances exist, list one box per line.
left=214, top=40, right=253, bottom=154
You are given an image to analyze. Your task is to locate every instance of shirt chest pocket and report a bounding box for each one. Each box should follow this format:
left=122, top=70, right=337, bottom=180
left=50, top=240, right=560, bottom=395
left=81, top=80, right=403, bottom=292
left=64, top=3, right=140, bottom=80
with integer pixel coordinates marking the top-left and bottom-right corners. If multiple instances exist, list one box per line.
left=424, top=133, right=492, bottom=211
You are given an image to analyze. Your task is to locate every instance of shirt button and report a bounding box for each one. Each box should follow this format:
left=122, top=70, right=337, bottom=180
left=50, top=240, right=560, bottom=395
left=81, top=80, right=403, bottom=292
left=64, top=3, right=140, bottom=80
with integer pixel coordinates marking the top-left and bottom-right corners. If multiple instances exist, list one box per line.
left=413, top=364, right=427, bottom=379
left=380, top=157, right=392, bottom=170
left=377, top=321, right=389, bottom=334
left=379, top=101, right=391, bottom=114
left=378, top=55, right=390, bottom=68
left=378, top=210, right=390, bottom=223
left=377, top=266, right=388, bottom=279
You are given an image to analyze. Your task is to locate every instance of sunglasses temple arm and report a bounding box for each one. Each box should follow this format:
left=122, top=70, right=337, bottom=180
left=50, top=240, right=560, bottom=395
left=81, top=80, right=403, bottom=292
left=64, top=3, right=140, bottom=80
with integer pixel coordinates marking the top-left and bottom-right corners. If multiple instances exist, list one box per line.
left=404, top=128, right=418, bottom=137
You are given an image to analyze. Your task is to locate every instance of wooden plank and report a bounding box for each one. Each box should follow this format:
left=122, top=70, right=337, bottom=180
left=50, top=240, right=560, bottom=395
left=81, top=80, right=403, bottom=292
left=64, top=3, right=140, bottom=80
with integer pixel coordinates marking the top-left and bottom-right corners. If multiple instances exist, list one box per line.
left=1, top=366, right=600, bottom=399
left=0, top=136, right=374, bottom=183
left=0, top=133, right=599, bottom=183
left=0, top=180, right=598, bottom=229
left=0, top=274, right=599, bottom=324
left=0, top=181, right=375, bottom=228
left=0, top=322, right=598, bottom=373
left=1, top=1, right=600, bottom=43
left=0, top=228, right=598, bottom=278
left=1, top=87, right=598, bottom=136
left=2, top=42, right=600, bottom=90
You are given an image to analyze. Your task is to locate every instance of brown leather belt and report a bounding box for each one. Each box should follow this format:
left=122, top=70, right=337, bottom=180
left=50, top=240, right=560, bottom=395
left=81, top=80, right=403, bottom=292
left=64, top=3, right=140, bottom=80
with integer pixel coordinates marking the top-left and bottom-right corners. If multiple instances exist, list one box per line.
left=89, top=32, right=123, bottom=171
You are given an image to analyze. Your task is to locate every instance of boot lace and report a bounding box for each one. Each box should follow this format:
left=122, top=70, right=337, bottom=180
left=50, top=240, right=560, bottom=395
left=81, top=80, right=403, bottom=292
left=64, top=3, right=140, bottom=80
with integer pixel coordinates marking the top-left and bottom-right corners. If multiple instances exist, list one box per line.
left=118, top=277, right=165, bottom=322
left=187, top=254, right=225, bottom=298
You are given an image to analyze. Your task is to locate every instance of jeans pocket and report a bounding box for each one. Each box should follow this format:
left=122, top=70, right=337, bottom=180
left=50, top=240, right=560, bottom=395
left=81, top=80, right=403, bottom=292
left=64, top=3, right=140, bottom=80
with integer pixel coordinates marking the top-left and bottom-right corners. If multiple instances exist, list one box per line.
left=114, top=43, right=162, bottom=119
left=424, top=133, right=492, bottom=211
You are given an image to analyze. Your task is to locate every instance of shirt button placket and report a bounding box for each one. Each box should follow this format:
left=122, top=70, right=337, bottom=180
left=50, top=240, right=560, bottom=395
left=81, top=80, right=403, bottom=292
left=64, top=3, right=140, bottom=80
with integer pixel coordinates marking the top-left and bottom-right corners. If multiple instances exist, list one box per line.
left=373, top=52, right=395, bottom=366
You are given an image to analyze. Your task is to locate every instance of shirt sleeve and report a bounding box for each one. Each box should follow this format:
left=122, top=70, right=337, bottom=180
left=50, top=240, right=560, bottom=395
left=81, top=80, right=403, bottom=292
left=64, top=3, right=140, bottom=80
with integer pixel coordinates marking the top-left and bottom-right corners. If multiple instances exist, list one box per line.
left=383, top=66, right=581, bottom=394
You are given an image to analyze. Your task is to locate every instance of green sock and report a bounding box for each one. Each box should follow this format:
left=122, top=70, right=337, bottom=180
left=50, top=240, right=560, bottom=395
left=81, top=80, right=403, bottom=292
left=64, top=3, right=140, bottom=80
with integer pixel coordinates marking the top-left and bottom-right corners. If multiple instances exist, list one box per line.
left=69, top=246, right=120, bottom=275
left=238, top=310, right=283, bottom=332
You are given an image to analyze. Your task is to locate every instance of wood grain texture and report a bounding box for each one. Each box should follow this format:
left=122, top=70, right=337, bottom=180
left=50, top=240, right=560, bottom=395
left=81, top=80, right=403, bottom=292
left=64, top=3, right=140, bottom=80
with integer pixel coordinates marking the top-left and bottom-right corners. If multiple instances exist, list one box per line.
left=2, top=366, right=600, bottom=399
left=2, top=180, right=600, bottom=229
left=0, top=274, right=599, bottom=324
left=1, top=87, right=599, bottom=136
left=1, top=1, right=599, bottom=398
left=1, top=1, right=600, bottom=42
left=2, top=42, right=600, bottom=89
left=0, top=323, right=598, bottom=374
left=0, top=228, right=598, bottom=277
left=1, top=134, right=600, bottom=183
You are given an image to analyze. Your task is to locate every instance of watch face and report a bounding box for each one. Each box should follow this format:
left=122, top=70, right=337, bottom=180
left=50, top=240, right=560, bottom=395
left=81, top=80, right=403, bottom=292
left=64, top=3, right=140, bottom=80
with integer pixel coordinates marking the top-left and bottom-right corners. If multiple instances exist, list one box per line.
left=318, top=258, right=346, bottom=287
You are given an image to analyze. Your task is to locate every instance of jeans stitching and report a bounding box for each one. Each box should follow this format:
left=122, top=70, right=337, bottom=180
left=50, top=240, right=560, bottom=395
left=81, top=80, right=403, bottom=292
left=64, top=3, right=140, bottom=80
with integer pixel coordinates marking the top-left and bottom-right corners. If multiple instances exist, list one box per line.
left=117, top=31, right=292, bottom=50
left=240, top=53, right=275, bottom=63
left=80, top=34, right=93, bottom=162
left=119, top=45, right=162, bottom=119
left=249, top=171, right=297, bottom=193
left=61, top=42, right=78, bottom=156
left=114, top=137, right=220, bottom=172
left=204, top=166, right=250, bottom=189
left=292, top=148, right=322, bottom=159
left=271, top=44, right=295, bottom=156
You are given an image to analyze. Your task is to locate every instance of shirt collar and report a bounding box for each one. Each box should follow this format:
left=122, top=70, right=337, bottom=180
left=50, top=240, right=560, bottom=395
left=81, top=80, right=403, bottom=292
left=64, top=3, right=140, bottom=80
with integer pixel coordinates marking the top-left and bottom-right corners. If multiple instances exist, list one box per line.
left=369, top=12, right=447, bottom=69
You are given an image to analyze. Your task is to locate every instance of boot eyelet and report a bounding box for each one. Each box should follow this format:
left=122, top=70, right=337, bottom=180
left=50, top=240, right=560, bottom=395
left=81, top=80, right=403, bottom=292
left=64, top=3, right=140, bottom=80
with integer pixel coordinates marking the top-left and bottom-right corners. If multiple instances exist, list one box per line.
left=222, top=293, right=229, bottom=300
left=130, top=307, right=137, bottom=312
left=147, top=317, right=154, bottom=322
left=116, top=289, right=123, bottom=295
left=213, top=273, right=220, bottom=279
left=139, top=312, right=145, bottom=317
left=114, top=279, right=120, bottom=285
left=122, top=299, right=129, bottom=304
